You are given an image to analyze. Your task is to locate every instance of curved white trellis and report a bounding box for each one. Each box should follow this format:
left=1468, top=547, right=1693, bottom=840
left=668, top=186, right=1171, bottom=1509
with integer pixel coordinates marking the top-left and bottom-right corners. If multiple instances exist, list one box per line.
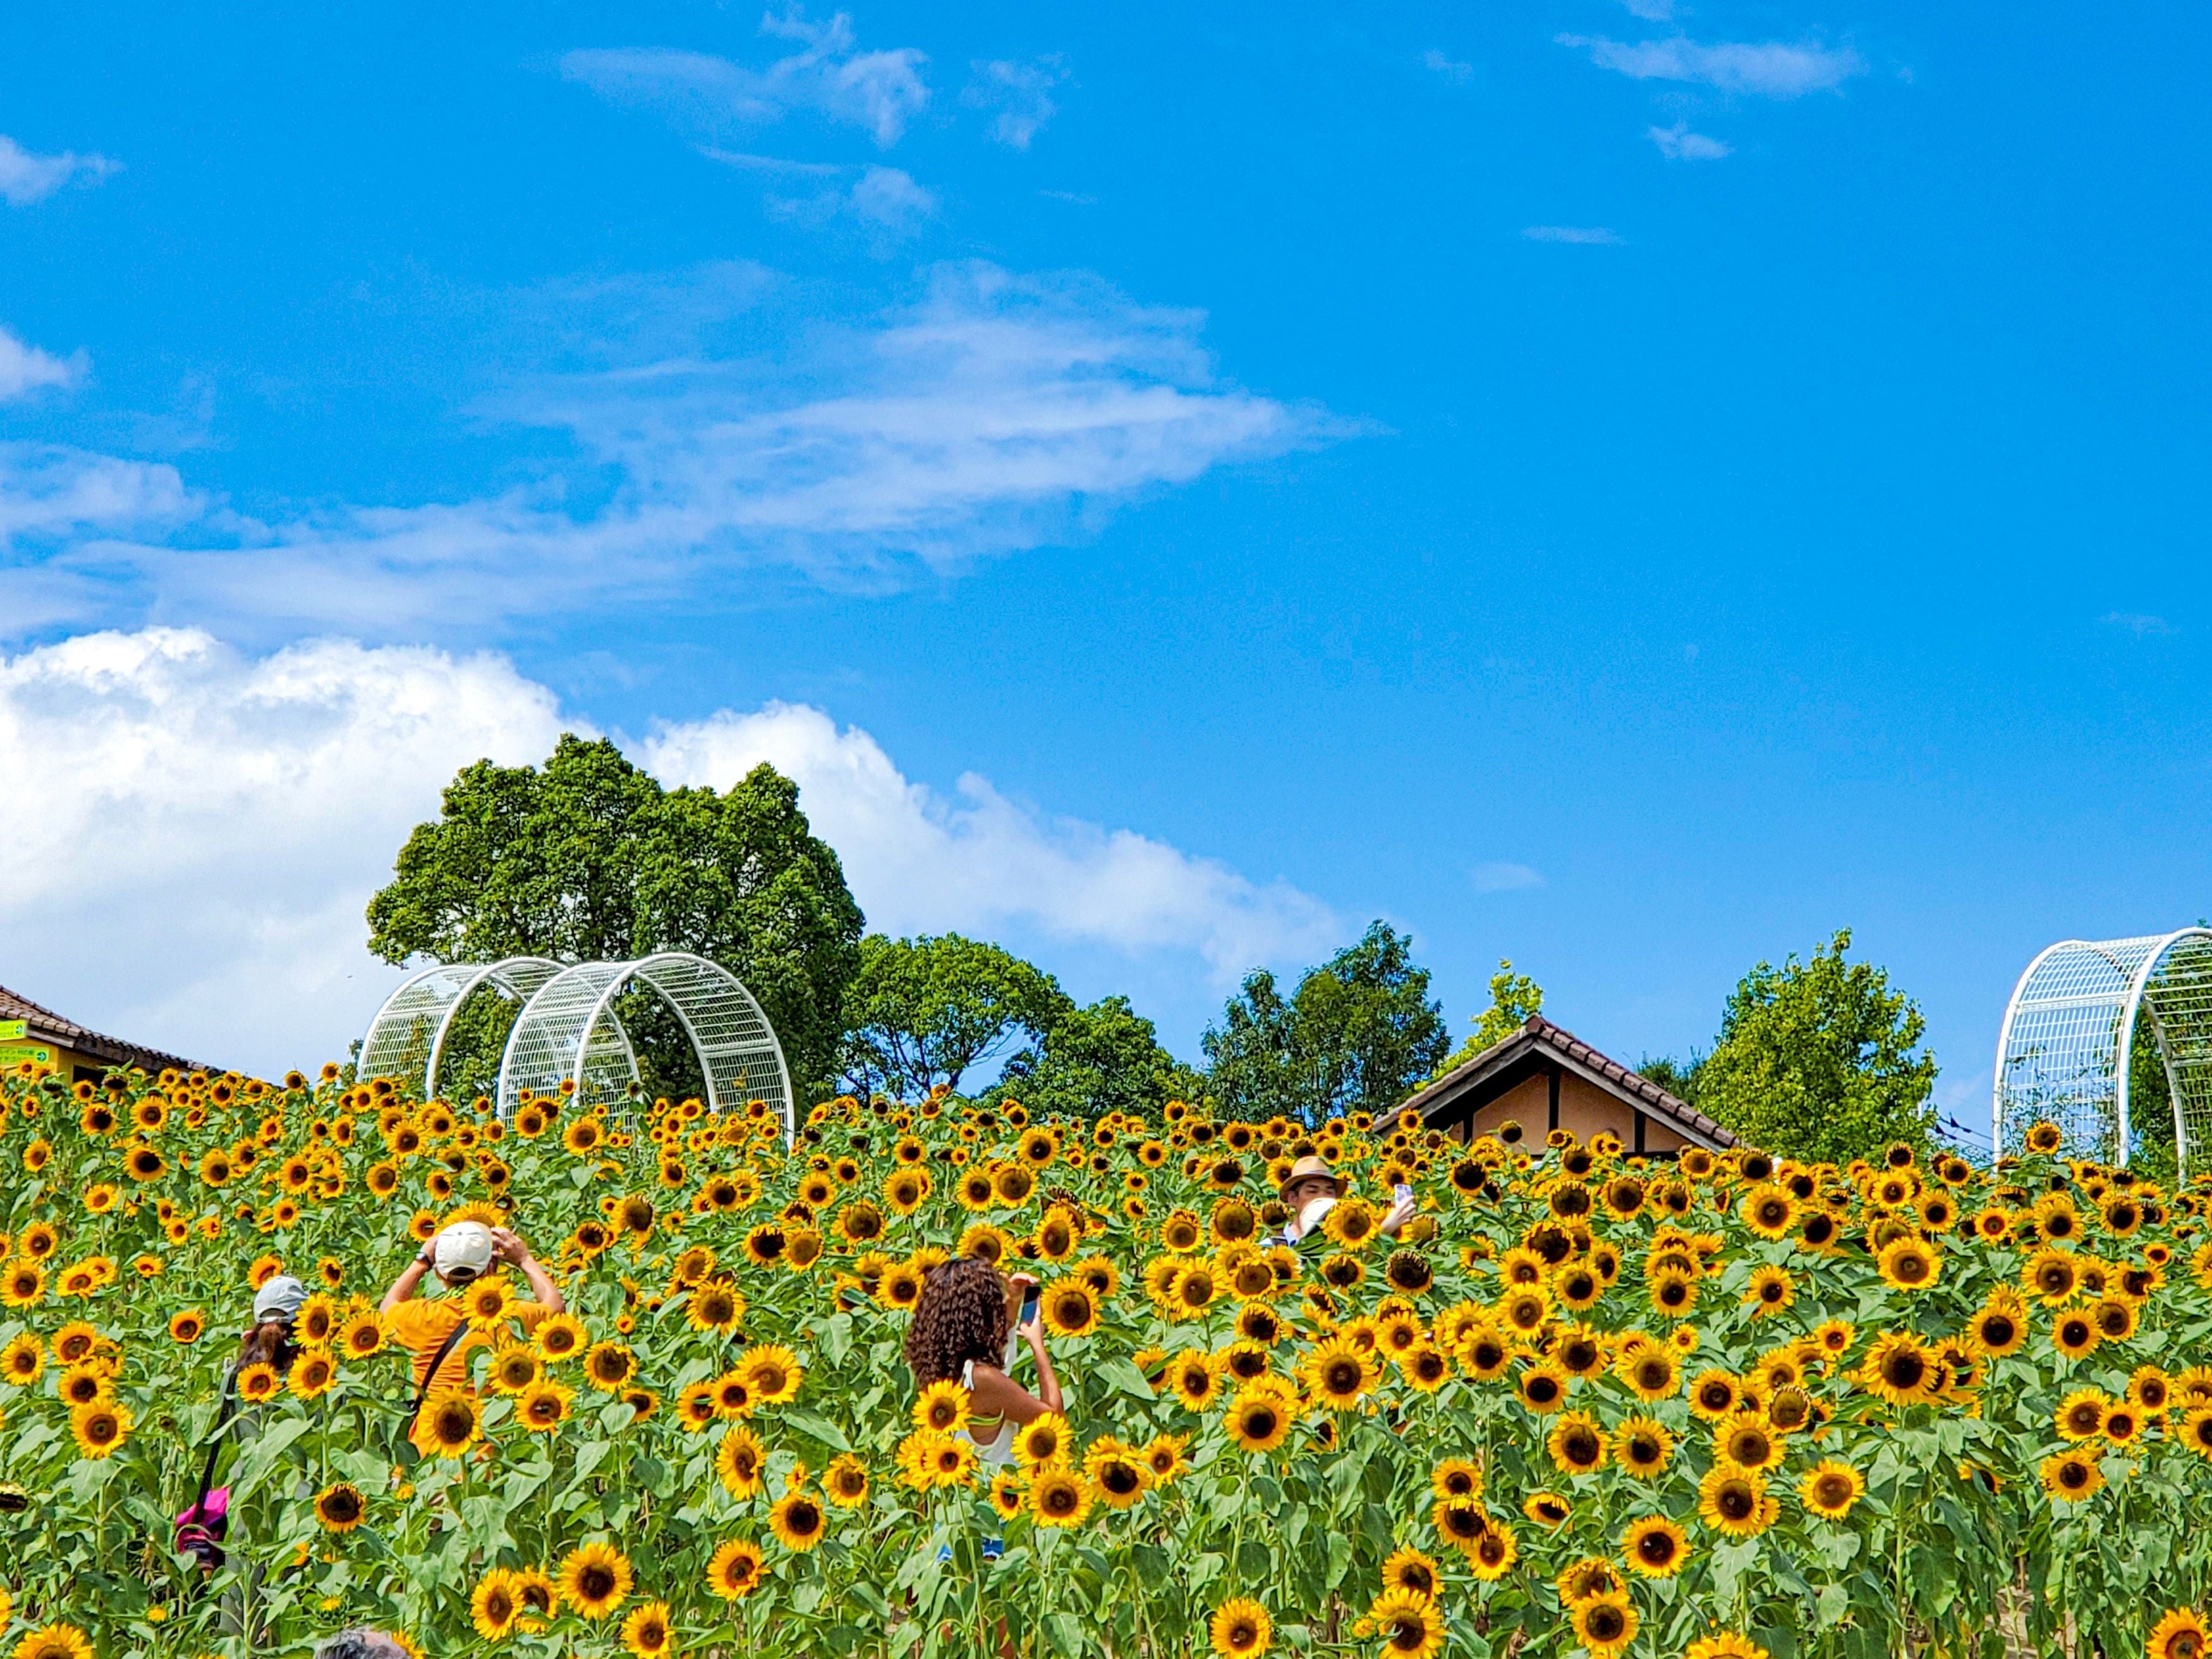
left=494, top=951, right=794, bottom=1145
left=1993, top=929, right=2212, bottom=1169
left=358, top=957, right=562, bottom=1103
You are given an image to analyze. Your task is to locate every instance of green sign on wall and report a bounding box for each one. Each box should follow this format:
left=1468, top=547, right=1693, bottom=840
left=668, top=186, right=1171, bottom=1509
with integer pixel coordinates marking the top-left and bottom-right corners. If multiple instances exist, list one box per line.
left=0, top=1043, right=54, bottom=1070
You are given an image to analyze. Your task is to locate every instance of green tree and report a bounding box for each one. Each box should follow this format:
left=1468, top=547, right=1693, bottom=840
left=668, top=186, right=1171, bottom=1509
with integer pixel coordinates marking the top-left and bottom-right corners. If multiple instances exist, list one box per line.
left=367, top=734, right=865, bottom=1098
left=1696, top=928, right=1937, bottom=1162
left=1203, top=921, right=1448, bottom=1122
left=837, top=933, right=1070, bottom=1100
left=990, top=995, right=1208, bottom=1121
left=1426, top=959, right=1545, bottom=1082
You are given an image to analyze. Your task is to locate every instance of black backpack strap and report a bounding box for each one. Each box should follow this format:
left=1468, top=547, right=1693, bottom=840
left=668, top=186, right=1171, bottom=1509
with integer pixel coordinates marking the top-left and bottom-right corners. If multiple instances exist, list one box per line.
left=405, top=1316, right=473, bottom=1435
left=191, top=1368, right=239, bottom=1509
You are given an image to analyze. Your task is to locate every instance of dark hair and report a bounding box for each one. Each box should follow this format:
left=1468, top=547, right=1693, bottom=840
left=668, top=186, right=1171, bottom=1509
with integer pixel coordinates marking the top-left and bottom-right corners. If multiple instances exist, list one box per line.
left=902, top=1258, right=1009, bottom=1387
left=236, top=1318, right=296, bottom=1376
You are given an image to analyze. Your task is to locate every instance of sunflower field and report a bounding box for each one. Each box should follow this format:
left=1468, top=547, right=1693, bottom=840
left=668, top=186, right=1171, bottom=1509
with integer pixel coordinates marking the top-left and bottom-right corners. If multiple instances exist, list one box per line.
left=1, top=1061, right=2211, bottom=1659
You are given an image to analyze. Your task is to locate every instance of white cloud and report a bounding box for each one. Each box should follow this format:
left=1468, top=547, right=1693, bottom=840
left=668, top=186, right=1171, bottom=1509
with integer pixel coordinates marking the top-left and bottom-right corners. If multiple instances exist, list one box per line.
left=20, top=263, right=1340, bottom=633
left=1523, top=226, right=1621, bottom=245
left=0, top=442, right=195, bottom=542
left=0, top=629, right=566, bottom=1075
left=963, top=58, right=1062, bottom=150
left=1423, top=50, right=1474, bottom=83
left=564, top=8, right=929, bottom=149
left=755, top=161, right=939, bottom=238
left=0, top=628, right=1336, bottom=1075
left=1649, top=122, right=1733, bottom=161
left=643, top=703, right=1340, bottom=980
left=2103, top=611, right=2175, bottom=637
left=0, top=135, right=118, bottom=207
left=1559, top=35, right=1866, bottom=98
left=0, top=325, right=83, bottom=401
left=1471, top=861, right=1545, bottom=894
left=1619, top=0, right=1674, bottom=18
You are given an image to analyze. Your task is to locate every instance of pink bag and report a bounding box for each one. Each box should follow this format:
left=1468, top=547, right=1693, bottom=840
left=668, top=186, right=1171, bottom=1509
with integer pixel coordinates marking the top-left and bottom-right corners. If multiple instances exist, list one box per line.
left=174, top=1486, right=229, bottom=1567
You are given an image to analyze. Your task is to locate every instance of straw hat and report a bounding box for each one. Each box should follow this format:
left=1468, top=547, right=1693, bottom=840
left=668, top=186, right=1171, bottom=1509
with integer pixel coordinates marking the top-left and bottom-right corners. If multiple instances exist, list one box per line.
left=1278, top=1154, right=1342, bottom=1201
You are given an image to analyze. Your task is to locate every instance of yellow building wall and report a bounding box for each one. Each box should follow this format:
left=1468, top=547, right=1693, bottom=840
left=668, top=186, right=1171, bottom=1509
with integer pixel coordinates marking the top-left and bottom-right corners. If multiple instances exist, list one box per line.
left=1460, top=1069, right=1692, bottom=1154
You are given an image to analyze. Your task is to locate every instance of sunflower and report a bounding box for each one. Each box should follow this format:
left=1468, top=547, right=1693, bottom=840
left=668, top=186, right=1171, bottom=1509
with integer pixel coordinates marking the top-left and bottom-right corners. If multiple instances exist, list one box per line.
left=1744, top=1263, right=1796, bottom=1314
left=1622, top=1514, right=1688, bottom=1577
left=1086, top=1443, right=1150, bottom=1509
left=1687, top=1634, right=1771, bottom=1659
left=1210, top=1596, right=1272, bottom=1657
left=2056, top=1388, right=2108, bottom=1442
left=913, top=1379, right=969, bottom=1435
left=2149, top=1608, right=2212, bottom=1659
left=717, top=1424, right=767, bottom=1498
left=1228, top=1389, right=1291, bottom=1454
left=1430, top=1456, right=1483, bottom=1501
left=687, top=1280, right=744, bottom=1334
left=1468, top=1517, right=1519, bottom=1579
left=1573, top=1592, right=1638, bottom=1659
left=1859, top=1334, right=1937, bottom=1407
left=1304, top=1335, right=1375, bottom=1409
left=1030, top=1466, right=1091, bottom=1527
left=288, top=1349, right=337, bottom=1401
left=2024, top=1247, right=2079, bottom=1306
left=824, top=1453, right=870, bottom=1507
left=2038, top=1449, right=2104, bottom=1502
left=1613, top=1414, right=1674, bottom=1478
left=1352, top=1587, right=1438, bottom=1658
left=583, top=1340, right=636, bottom=1392
left=1876, top=1235, right=1941, bottom=1291
left=1969, top=1290, right=2029, bottom=1357
left=1016, top=1412, right=1070, bottom=1469
left=1616, top=1340, right=1679, bottom=1401
left=1800, top=1459, right=1865, bottom=1519
left=413, top=1390, right=482, bottom=1458
left=707, top=1537, right=765, bottom=1600
left=1523, top=1491, right=1572, bottom=1528
left=537, top=1313, right=588, bottom=1362
left=1547, top=1411, right=1607, bottom=1477
left=621, top=1600, right=674, bottom=1658
left=769, top=1490, right=826, bottom=1551
left=1697, top=1464, right=1777, bottom=1538
left=1687, top=1369, right=1739, bottom=1419
left=0, top=1336, right=40, bottom=1386
left=68, top=1400, right=131, bottom=1459
left=9, top=1626, right=94, bottom=1659
left=556, top=1540, right=635, bottom=1620
left=1516, top=1361, right=1569, bottom=1414
left=1042, top=1279, right=1100, bottom=1338
left=1717, top=1409, right=1784, bottom=1473
left=313, top=1482, right=365, bottom=1532
left=1457, top=1323, right=1513, bottom=1382
left=2053, top=1312, right=2101, bottom=1361
left=741, top=1344, right=802, bottom=1403
left=518, top=1378, right=574, bottom=1431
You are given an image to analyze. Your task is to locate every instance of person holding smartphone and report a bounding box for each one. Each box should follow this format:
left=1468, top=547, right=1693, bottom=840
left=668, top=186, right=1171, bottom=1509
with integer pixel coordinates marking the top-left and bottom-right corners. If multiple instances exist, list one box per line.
left=903, top=1256, right=1065, bottom=1466
left=1276, top=1155, right=1419, bottom=1247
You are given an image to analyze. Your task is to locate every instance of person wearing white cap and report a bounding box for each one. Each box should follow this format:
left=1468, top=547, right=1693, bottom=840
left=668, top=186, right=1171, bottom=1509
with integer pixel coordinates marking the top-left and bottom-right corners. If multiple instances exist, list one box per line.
left=379, top=1220, right=565, bottom=1401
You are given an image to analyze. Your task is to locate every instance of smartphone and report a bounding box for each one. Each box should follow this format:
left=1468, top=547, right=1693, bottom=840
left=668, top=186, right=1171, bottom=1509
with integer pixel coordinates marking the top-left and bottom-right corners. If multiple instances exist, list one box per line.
left=1019, top=1284, right=1041, bottom=1325
left=1393, top=1182, right=1413, bottom=1205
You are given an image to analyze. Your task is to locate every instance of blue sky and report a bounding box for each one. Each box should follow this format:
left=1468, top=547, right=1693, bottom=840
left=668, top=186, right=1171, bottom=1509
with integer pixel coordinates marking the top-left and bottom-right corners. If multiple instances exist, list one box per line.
left=1, top=3, right=2205, bottom=1131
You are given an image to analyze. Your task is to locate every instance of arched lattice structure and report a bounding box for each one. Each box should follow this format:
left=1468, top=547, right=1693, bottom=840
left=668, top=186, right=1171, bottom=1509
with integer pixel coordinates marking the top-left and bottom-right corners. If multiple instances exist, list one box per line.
left=1993, top=930, right=2212, bottom=1169
left=358, top=957, right=562, bottom=1103
left=495, top=952, right=793, bottom=1145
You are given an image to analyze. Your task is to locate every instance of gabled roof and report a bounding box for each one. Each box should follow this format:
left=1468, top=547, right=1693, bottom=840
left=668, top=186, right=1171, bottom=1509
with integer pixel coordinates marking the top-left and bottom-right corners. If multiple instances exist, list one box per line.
left=0, top=983, right=204, bottom=1076
left=1402, top=1014, right=1736, bottom=1150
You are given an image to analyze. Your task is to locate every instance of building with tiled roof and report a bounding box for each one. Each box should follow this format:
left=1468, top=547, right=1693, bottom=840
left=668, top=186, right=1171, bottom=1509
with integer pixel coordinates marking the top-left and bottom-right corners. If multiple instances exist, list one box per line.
left=1402, top=1014, right=1736, bottom=1155
left=0, top=983, right=203, bottom=1083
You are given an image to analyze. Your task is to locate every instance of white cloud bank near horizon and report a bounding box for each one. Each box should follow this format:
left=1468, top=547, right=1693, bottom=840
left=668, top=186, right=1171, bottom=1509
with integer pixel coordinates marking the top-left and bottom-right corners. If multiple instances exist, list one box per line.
left=1559, top=35, right=1865, bottom=99
left=0, top=628, right=1339, bottom=1079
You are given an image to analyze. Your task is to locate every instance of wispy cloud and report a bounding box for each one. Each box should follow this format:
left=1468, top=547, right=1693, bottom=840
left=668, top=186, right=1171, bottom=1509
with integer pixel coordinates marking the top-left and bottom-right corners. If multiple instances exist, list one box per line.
left=1559, top=35, right=1866, bottom=98
left=703, top=151, right=939, bottom=241
left=564, top=8, right=929, bottom=149
left=2103, top=611, right=2175, bottom=637
left=1523, top=226, right=1621, bottom=245
left=1423, top=50, right=1474, bottom=83
left=1649, top=122, right=1732, bottom=161
left=1472, top=861, right=1545, bottom=894
left=0, top=135, right=118, bottom=207
left=0, top=325, right=85, bottom=401
left=963, top=58, right=1063, bottom=150
left=6, top=263, right=1347, bottom=635
left=1619, top=0, right=1674, bottom=18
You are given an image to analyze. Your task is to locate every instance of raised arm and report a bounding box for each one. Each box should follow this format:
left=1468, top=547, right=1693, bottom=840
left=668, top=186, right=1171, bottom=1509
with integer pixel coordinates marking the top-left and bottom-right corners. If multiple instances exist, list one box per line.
left=380, top=1246, right=435, bottom=1314
left=494, top=1227, right=566, bottom=1315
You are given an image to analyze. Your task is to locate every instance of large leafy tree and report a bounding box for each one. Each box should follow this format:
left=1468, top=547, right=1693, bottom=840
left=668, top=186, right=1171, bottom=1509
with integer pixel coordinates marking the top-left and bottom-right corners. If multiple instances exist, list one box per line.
left=836, top=933, right=1070, bottom=1100
left=990, top=995, right=1208, bottom=1122
left=1696, top=928, right=1937, bottom=1162
left=367, top=734, right=865, bottom=1098
left=1203, top=921, right=1448, bottom=1122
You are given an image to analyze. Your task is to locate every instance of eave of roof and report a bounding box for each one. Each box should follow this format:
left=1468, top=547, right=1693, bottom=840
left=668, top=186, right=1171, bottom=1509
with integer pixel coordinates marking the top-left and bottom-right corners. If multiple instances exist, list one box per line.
left=1402, top=1014, right=1736, bottom=1150
left=0, top=983, right=205, bottom=1076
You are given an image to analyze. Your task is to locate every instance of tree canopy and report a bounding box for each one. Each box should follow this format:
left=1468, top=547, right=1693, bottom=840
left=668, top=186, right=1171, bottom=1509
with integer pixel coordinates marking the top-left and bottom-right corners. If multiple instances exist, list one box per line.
left=1426, top=958, right=1545, bottom=1082
left=1203, top=921, right=1447, bottom=1123
left=1695, top=928, right=1937, bottom=1162
left=366, top=734, right=865, bottom=1096
left=990, top=994, right=1208, bottom=1122
left=835, top=933, right=1069, bottom=1100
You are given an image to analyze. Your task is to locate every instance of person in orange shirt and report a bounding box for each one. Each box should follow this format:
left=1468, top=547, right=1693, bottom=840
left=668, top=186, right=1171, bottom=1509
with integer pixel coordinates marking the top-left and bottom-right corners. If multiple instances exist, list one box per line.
left=379, top=1220, right=566, bottom=1399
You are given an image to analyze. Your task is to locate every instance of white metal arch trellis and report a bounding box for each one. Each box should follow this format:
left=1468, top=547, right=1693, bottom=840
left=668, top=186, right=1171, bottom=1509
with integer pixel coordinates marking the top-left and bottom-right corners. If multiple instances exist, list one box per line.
left=1993, top=929, right=2212, bottom=1169
left=494, top=951, right=794, bottom=1146
left=358, top=956, right=562, bottom=1103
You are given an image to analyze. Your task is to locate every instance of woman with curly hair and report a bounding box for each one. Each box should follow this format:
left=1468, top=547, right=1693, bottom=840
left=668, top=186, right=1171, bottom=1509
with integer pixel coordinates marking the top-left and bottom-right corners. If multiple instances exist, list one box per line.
left=904, top=1257, right=1065, bottom=1464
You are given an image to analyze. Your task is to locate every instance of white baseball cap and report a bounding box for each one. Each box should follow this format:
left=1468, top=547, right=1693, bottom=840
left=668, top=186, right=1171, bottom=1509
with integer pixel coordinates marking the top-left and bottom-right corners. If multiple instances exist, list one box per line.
left=252, top=1274, right=309, bottom=1325
left=430, top=1222, right=496, bottom=1283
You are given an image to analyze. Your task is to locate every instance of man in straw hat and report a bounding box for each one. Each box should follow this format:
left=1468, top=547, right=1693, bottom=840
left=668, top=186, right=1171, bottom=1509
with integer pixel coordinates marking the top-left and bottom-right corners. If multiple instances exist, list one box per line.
left=1276, top=1154, right=1418, bottom=1248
